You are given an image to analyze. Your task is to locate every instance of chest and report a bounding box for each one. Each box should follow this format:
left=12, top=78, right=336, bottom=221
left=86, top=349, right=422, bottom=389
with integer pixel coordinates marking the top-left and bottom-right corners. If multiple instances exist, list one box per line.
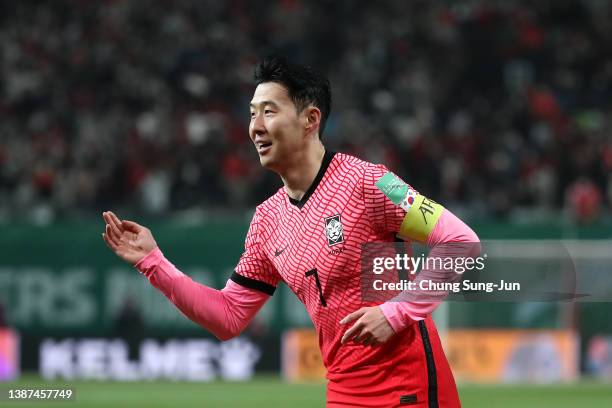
left=263, top=192, right=371, bottom=293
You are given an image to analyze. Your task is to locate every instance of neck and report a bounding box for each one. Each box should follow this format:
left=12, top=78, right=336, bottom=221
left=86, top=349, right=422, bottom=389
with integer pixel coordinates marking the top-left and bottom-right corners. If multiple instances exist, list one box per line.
left=280, top=142, right=326, bottom=201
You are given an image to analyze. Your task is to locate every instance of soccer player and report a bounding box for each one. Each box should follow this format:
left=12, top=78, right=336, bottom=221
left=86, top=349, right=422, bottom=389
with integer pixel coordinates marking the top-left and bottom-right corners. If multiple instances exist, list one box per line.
left=102, top=56, right=478, bottom=407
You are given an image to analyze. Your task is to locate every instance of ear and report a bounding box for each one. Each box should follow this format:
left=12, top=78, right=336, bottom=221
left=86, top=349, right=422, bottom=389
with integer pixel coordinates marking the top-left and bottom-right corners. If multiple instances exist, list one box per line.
left=303, top=106, right=321, bottom=137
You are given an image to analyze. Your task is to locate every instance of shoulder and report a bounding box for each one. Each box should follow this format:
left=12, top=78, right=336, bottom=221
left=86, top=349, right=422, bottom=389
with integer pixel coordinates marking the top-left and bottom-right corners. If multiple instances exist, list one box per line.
left=332, top=152, right=389, bottom=181
left=253, top=187, right=285, bottom=219
left=332, top=152, right=372, bottom=170
left=243, top=190, right=284, bottom=242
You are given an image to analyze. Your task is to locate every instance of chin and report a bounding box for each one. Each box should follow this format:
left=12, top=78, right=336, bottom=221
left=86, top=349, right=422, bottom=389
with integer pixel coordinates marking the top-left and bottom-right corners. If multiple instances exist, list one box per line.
left=259, top=153, right=282, bottom=172
left=259, top=155, right=273, bottom=168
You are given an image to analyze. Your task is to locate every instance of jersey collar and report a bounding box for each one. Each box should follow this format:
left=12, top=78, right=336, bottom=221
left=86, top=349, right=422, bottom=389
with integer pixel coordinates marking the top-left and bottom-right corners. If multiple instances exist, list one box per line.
left=288, top=150, right=336, bottom=209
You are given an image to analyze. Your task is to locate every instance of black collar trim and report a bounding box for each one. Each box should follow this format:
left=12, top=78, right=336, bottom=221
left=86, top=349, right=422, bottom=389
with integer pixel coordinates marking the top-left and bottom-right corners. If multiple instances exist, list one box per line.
left=288, top=151, right=336, bottom=209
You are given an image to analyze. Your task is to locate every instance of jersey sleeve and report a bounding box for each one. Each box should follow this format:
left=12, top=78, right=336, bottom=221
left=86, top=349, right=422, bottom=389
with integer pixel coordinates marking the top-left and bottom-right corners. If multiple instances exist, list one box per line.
left=363, top=163, right=444, bottom=243
left=231, top=208, right=281, bottom=295
left=135, top=247, right=270, bottom=341
left=363, top=164, right=407, bottom=234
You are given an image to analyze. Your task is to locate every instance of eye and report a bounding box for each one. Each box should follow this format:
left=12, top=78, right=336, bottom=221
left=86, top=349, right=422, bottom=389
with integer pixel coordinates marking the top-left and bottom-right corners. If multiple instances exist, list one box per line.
left=264, top=109, right=274, bottom=115
left=250, top=111, right=256, bottom=119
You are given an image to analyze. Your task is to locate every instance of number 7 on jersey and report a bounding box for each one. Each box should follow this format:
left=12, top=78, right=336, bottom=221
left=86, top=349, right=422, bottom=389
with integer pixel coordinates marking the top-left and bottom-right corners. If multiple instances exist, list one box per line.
left=305, top=268, right=327, bottom=307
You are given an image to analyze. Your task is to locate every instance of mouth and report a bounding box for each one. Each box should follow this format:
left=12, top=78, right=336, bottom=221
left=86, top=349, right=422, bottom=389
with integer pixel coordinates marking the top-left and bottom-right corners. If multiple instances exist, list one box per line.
left=256, top=141, right=273, bottom=155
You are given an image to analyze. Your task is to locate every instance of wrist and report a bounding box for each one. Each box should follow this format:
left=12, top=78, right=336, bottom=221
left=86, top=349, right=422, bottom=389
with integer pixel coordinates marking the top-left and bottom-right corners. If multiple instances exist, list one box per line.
left=134, top=246, right=162, bottom=273
left=379, top=302, right=417, bottom=333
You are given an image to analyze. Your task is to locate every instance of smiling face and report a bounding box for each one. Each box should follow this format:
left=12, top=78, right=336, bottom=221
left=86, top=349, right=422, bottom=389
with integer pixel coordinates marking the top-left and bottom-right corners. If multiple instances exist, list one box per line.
left=249, top=82, right=308, bottom=171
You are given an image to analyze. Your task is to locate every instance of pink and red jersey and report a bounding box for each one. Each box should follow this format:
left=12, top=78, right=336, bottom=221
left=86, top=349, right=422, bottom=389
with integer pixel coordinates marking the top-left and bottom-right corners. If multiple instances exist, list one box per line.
left=233, top=151, right=415, bottom=373
left=138, top=150, right=464, bottom=406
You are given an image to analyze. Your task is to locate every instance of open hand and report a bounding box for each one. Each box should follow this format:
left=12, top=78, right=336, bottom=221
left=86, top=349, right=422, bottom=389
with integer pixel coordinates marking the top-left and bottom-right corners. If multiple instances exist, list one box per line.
left=340, top=306, right=396, bottom=346
left=101, top=211, right=157, bottom=265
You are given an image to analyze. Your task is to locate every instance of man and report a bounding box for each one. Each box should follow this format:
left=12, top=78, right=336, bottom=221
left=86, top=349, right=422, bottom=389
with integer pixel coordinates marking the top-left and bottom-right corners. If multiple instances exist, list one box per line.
left=102, top=56, right=478, bottom=407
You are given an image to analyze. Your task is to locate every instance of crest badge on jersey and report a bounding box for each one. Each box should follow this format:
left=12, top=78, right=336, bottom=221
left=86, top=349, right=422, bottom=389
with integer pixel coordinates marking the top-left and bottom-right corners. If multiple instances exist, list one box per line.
left=324, top=214, right=344, bottom=246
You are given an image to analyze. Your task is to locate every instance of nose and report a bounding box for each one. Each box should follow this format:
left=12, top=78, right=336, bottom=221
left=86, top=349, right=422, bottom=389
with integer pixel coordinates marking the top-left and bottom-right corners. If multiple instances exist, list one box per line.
left=250, top=113, right=266, bottom=140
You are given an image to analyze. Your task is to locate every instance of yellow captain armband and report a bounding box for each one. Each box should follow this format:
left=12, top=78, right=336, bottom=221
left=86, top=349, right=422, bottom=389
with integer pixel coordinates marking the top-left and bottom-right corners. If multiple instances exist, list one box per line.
left=398, top=194, right=444, bottom=242
left=375, top=172, right=444, bottom=243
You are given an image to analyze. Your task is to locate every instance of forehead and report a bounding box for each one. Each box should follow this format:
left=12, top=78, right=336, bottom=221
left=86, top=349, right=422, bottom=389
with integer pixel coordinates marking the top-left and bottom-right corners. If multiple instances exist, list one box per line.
left=250, top=82, right=293, bottom=107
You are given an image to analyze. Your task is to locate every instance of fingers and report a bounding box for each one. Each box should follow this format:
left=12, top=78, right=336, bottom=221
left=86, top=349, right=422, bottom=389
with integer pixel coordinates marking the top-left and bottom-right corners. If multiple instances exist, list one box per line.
left=102, top=211, right=123, bottom=241
left=340, top=308, right=367, bottom=325
left=340, top=307, right=385, bottom=346
left=107, top=211, right=124, bottom=233
left=122, top=220, right=143, bottom=233
left=101, top=211, right=143, bottom=241
left=350, top=325, right=367, bottom=344
left=102, top=212, right=140, bottom=249
left=105, top=218, right=123, bottom=244
left=105, top=224, right=121, bottom=248
left=119, top=233, right=137, bottom=247
left=361, top=333, right=377, bottom=347
left=340, top=308, right=368, bottom=344
left=342, top=323, right=379, bottom=346
left=102, top=231, right=118, bottom=251
left=341, top=320, right=364, bottom=344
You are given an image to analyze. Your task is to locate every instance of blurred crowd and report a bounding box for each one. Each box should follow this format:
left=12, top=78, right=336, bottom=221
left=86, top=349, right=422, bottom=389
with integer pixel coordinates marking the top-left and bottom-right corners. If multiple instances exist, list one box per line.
left=1, top=0, right=611, bottom=223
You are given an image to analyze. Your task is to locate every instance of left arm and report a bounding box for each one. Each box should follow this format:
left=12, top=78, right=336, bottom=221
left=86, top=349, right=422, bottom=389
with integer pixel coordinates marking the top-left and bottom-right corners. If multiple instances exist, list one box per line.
left=379, top=208, right=479, bottom=332
left=341, top=208, right=479, bottom=345
left=341, top=168, right=479, bottom=345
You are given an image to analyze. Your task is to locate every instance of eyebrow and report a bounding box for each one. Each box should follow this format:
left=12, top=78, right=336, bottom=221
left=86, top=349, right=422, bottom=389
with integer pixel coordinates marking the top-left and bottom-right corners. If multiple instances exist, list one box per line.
left=249, top=100, right=280, bottom=109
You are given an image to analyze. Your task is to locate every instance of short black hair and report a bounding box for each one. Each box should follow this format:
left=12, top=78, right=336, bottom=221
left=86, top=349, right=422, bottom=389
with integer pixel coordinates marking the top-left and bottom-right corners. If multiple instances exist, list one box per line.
left=254, top=56, right=332, bottom=139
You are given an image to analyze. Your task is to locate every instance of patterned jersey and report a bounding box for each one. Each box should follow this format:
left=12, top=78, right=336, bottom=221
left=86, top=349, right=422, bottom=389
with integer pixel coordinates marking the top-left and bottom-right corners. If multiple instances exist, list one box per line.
left=231, top=151, right=414, bottom=375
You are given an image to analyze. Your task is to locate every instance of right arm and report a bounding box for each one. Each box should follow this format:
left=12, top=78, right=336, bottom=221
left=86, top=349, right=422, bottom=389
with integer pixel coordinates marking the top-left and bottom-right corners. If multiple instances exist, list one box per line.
left=101, top=211, right=270, bottom=341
